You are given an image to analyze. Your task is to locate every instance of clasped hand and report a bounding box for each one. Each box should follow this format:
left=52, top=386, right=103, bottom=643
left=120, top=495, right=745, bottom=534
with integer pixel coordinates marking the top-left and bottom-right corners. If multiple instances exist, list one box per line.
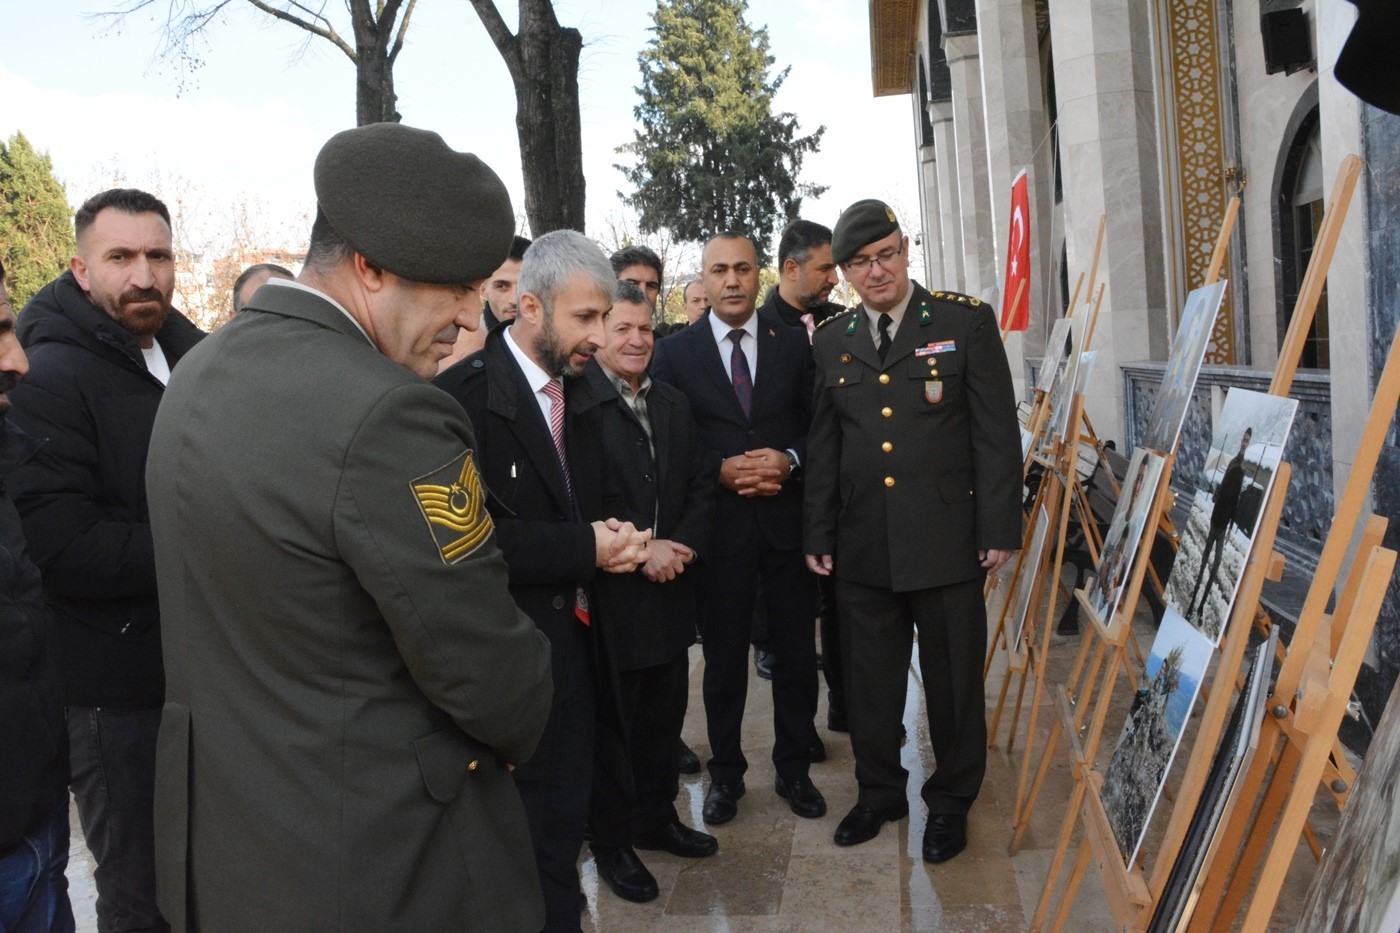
left=642, top=539, right=694, bottom=583
left=593, top=518, right=652, bottom=573
left=719, top=448, right=788, bottom=497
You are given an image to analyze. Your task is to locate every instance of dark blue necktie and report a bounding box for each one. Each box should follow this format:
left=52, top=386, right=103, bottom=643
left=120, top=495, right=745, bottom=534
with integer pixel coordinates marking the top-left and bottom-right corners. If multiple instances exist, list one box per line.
left=728, top=330, right=752, bottom=419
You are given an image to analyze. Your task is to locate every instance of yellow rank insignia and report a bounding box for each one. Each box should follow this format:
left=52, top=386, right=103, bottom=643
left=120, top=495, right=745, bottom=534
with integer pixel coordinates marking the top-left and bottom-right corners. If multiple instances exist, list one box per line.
left=412, top=451, right=494, bottom=564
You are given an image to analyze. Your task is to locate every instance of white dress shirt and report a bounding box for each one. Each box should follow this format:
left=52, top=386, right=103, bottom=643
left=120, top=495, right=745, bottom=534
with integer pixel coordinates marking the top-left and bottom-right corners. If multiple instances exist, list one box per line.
left=708, top=310, right=759, bottom=382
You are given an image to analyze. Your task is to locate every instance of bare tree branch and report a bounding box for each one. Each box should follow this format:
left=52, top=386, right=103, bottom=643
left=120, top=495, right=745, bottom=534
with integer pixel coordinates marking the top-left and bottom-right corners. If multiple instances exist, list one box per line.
left=247, top=0, right=355, bottom=61
left=388, top=0, right=418, bottom=67
left=466, top=0, right=519, bottom=77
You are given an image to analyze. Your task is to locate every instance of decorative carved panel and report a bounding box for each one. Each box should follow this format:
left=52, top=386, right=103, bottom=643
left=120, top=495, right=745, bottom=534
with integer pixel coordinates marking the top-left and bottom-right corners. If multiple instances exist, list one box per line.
left=1161, top=0, right=1236, bottom=363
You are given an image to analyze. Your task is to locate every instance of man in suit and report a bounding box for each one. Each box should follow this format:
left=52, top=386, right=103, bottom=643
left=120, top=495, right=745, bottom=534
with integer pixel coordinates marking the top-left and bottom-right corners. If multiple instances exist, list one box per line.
left=435, top=230, right=651, bottom=932
left=804, top=200, right=1022, bottom=863
left=756, top=219, right=850, bottom=732
left=651, top=232, right=826, bottom=826
left=144, top=124, right=554, bottom=931
left=585, top=283, right=718, bottom=904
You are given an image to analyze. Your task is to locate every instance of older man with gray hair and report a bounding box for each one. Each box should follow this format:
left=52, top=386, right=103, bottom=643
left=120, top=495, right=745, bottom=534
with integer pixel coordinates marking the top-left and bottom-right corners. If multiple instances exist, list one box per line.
left=436, top=229, right=651, bottom=932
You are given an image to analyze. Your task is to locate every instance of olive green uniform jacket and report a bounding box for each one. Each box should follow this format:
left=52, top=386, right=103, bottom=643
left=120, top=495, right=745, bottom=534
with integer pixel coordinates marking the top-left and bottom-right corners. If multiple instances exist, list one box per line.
left=804, top=283, right=1022, bottom=590
left=145, top=283, right=552, bottom=932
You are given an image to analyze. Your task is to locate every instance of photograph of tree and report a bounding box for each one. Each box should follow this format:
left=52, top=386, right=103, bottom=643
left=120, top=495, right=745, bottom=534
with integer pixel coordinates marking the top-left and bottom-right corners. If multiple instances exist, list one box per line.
left=1084, top=449, right=1166, bottom=626
left=1101, top=608, right=1214, bottom=866
left=1141, top=280, right=1228, bottom=454
left=1296, top=674, right=1400, bottom=933
left=1165, top=388, right=1298, bottom=643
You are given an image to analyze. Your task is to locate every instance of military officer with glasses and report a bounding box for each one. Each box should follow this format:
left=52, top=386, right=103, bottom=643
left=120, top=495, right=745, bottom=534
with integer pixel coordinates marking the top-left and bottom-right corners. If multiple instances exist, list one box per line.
left=802, top=199, right=1021, bottom=865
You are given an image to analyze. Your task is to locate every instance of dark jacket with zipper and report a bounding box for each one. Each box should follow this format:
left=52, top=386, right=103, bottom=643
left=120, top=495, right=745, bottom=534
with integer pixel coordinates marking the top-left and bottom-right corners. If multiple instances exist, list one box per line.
left=8, top=271, right=204, bottom=708
left=0, top=421, right=68, bottom=853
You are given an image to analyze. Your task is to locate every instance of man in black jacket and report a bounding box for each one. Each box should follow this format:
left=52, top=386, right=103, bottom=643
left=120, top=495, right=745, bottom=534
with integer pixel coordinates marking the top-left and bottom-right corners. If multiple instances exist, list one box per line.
left=0, top=260, right=74, bottom=933
left=435, top=230, right=651, bottom=932
left=585, top=284, right=717, bottom=904
left=756, top=219, right=849, bottom=732
left=9, top=188, right=204, bottom=933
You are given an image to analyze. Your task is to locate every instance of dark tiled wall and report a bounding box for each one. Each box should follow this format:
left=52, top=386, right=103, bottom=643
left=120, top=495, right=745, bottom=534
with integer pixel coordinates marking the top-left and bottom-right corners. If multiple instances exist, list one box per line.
left=1352, top=103, right=1400, bottom=752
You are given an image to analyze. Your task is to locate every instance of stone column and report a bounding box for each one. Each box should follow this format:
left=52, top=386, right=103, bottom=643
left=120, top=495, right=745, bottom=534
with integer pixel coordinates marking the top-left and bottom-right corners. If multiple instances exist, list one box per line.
left=917, top=140, right=946, bottom=289
left=975, top=0, right=1052, bottom=399
left=929, top=101, right=965, bottom=293
left=944, top=32, right=998, bottom=301
left=1046, top=0, right=1169, bottom=445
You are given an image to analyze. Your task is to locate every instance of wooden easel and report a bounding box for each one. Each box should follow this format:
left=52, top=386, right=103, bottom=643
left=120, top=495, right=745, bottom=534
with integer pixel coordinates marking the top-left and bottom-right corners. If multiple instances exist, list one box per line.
left=1006, top=198, right=1241, bottom=851
left=1027, top=156, right=1366, bottom=929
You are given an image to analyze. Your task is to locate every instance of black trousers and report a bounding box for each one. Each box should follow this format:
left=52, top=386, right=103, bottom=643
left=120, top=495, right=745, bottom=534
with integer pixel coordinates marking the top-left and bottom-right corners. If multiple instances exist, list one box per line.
left=589, top=651, right=689, bottom=848
left=837, top=576, right=987, bottom=815
left=515, top=622, right=596, bottom=933
left=698, top=538, right=816, bottom=784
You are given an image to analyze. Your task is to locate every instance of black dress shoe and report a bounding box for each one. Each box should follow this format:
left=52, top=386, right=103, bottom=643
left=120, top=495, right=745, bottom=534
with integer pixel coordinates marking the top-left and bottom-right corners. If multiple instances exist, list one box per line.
left=702, top=779, right=745, bottom=825
left=922, top=813, right=968, bottom=863
left=833, top=802, right=909, bottom=847
left=808, top=736, right=827, bottom=763
left=774, top=775, right=827, bottom=819
left=677, top=740, right=701, bottom=775
left=591, top=846, right=659, bottom=903
left=754, top=648, right=775, bottom=680
left=633, top=820, right=718, bottom=858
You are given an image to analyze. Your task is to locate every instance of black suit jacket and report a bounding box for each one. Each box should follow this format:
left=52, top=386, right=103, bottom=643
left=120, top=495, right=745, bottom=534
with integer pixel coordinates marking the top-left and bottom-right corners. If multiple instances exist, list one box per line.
left=434, top=326, right=621, bottom=780
left=804, top=282, right=1023, bottom=592
left=650, top=308, right=813, bottom=558
left=586, top=362, right=714, bottom=671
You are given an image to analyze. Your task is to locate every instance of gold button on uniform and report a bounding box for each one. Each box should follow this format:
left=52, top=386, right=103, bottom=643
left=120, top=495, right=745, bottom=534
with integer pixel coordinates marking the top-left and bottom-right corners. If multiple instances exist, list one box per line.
left=878, top=373, right=890, bottom=385
left=838, top=377, right=846, bottom=385
left=929, top=369, right=939, bottom=377
left=881, top=441, right=893, bottom=453
left=841, top=354, right=852, bottom=363
left=884, top=476, right=895, bottom=487
left=467, top=760, right=479, bottom=772
left=881, top=407, right=893, bottom=418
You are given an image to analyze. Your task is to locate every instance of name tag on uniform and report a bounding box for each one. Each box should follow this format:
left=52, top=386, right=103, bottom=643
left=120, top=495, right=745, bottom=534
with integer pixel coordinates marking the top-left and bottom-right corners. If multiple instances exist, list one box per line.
left=916, top=340, right=956, bottom=357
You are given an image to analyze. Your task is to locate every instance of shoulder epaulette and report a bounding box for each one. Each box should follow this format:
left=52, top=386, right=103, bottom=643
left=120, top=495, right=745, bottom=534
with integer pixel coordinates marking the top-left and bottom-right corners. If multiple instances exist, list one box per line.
left=927, top=290, right=983, bottom=308
left=816, top=309, right=857, bottom=333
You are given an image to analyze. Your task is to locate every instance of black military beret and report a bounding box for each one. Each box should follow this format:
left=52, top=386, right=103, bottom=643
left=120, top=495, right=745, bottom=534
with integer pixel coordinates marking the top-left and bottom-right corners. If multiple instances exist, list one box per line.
left=313, top=124, right=514, bottom=286
left=831, top=199, right=901, bottom=265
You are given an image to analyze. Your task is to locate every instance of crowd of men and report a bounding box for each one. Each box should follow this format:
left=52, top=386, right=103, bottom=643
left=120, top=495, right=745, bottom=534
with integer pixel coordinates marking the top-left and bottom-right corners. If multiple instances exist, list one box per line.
left=0, top=123, right=1021, bottom=933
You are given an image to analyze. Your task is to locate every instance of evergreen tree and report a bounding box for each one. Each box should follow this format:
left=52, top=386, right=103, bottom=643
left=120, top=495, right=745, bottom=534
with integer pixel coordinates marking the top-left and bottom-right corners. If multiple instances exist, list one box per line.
left=0, top=133, right=74, bottom=310
left=618, top=0, right=826, bottom=264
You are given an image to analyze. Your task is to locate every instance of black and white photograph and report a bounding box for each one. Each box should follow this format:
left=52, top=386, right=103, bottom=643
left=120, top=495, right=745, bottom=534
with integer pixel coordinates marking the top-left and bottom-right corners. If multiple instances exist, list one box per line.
left=1084, top=448, right=1166, bottom=627
left=1100, top=609, right=1214, bottom=867
left=1140, top=281, right=1227, bottom=455
left=1037, top=318, right=1074, bottom=393
left=1006, top=505, right=1051, bottom=654
left=1165, top=388, right=1298, bottom=644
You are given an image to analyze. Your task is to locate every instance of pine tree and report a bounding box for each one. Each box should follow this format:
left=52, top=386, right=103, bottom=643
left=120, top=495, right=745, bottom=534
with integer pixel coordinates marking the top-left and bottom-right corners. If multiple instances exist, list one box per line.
left=0, top=133, right=75, bottom=310
left=618, top=0, right=826, bottom=264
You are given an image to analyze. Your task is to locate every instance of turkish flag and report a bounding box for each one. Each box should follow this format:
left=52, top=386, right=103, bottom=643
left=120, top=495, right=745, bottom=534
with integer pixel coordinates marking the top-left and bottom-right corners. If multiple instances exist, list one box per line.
left=1000, top=169, right=1031, bottom=332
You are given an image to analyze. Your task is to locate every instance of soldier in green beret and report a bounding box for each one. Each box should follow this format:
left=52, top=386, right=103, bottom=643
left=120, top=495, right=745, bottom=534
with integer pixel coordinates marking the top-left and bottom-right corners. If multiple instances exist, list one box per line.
left=145, top=124, right=553, bottom=931
left=804, top=199, right=1022, bottom=864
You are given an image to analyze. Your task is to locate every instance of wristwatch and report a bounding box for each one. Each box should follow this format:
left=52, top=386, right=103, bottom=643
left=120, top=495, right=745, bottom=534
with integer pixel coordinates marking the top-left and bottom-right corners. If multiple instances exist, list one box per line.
left=785, top=449, right=801, bottom=479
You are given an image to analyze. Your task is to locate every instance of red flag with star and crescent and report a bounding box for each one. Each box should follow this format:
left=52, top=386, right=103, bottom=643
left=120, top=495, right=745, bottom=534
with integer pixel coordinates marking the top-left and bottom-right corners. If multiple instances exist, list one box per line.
left=1000, top=169, right=1031, bottom=332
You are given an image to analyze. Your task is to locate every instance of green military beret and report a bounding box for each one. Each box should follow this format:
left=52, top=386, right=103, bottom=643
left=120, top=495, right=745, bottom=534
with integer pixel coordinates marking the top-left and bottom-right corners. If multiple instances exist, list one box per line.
left=313, top=123, right=514, bottom=286
left=831, top=199, right=901, bottom=265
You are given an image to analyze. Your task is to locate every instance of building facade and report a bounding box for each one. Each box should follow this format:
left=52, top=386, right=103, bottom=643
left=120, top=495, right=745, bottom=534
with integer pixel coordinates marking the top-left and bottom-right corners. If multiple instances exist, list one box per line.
left=869, top=0, right=1398, bottom=747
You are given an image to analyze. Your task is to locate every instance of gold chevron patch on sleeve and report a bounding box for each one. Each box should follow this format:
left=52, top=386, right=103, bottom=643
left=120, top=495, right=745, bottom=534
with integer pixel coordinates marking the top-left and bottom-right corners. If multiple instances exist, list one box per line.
left=411, top=451, right=494, bottom=564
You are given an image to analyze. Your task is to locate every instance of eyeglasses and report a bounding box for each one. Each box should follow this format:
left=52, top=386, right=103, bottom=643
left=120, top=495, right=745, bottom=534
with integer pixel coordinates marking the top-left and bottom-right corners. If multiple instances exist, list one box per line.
left=842, top=239, right=905, bottom=273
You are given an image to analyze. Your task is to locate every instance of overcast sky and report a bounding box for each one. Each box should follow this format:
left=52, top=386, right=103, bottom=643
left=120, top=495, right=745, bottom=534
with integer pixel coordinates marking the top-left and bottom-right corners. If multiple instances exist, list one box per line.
left=1, top=0, right=920, bottom=269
